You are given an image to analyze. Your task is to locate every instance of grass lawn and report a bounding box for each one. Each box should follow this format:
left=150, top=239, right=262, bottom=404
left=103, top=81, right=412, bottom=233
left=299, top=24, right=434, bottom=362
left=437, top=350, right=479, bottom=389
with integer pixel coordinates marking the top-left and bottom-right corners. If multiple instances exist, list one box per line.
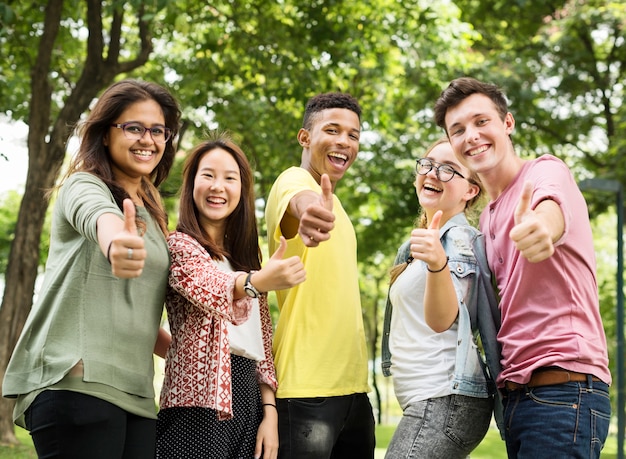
left=375, top=424, right=619, bottom=459
left=1, top=425, right=619, bottom=458
left=0, top=428, right=36, bottom=459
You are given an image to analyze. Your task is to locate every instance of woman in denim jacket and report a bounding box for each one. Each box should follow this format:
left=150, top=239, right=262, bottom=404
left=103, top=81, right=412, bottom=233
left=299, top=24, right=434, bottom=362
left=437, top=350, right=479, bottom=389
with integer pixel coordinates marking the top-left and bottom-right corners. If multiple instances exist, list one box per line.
left=381, top=138, right=503, bottom=458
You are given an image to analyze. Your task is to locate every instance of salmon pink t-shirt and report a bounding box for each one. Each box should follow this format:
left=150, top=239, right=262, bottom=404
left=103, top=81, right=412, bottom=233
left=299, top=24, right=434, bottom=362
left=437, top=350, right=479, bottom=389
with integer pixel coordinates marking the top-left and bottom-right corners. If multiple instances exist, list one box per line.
left=480, top=155, right=611, bottom=387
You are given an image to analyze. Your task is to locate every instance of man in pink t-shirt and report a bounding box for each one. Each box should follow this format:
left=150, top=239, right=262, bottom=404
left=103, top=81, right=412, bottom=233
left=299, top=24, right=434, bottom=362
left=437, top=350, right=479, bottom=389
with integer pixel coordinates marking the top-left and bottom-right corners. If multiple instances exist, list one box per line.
left=434, top=77, right=611, bottom=459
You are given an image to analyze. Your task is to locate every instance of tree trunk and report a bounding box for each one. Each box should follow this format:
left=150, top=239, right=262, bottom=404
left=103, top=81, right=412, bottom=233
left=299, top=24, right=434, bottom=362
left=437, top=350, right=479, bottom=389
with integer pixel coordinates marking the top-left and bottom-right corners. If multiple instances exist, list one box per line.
left=0, top=149, right=59, bottom=444
left=0, top=0, right=65, bottom=444
left=0, top=0, right=153, bottom=445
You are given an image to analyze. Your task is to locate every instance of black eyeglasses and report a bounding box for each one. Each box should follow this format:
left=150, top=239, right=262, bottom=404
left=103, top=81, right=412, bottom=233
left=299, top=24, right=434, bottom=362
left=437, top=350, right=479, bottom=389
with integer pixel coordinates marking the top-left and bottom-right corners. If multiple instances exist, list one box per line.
left=111, top=122, right=172, bottom=144
left=415, top=158, right=465, bottom=182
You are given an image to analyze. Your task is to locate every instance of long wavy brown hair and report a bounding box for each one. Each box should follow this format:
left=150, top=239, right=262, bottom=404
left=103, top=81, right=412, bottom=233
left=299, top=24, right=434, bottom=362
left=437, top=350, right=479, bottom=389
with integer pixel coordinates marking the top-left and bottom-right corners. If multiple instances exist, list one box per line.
left=60, top=79, right=181, bottom=235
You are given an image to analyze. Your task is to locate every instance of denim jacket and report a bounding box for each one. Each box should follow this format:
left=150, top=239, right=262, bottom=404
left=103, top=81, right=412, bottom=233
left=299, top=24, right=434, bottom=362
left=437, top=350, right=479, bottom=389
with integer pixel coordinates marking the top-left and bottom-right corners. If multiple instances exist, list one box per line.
left=381, top=213, right=504, bottom=435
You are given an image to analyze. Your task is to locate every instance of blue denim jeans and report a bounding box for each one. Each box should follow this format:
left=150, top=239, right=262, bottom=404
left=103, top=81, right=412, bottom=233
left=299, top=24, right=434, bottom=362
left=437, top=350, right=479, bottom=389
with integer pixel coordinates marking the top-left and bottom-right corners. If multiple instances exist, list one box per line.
left=385, top=394, right=494, bottom=459
left=503, top=378, right=610, bottom=458
left=276, top=393, right=375, bottom=459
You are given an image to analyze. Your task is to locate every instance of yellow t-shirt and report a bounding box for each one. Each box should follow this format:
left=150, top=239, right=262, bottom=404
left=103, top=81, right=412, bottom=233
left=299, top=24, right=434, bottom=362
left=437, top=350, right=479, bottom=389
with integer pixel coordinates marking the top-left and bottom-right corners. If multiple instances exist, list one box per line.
left=265, top=167, right=369, bottom=398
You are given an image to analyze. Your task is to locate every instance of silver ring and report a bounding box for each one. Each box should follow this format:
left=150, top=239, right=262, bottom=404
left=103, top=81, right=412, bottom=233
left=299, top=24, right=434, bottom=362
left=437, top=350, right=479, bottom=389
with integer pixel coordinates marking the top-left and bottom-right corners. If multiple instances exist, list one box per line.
left=127, top=248, right=133, bottom=260
left=310, top=236, right=315, bottom=242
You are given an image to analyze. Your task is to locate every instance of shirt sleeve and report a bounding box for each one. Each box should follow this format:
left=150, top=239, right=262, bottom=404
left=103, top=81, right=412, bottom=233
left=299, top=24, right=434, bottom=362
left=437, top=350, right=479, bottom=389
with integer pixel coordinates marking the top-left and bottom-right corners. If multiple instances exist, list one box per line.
left=524, top=155, right=577, bottom=246
left=57, top=172, right=122, bottom=244
left=255, top=294, right=278, bottom=390
left=167, top=232, right=252, bottom=324
left=268, top=167, right=320, bottom=242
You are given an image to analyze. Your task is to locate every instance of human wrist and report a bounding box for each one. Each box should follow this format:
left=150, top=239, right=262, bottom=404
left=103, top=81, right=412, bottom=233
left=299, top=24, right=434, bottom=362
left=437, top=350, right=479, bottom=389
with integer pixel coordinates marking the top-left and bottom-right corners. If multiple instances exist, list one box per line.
left=427, top=256, right=449, bottom=273
left=244, top=271, right=262, bottom=298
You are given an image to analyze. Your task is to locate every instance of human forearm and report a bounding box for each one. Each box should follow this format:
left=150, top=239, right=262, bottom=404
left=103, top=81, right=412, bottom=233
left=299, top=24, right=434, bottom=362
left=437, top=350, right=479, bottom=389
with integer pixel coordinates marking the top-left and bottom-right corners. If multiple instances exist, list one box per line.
left=153, top=327, right=171, bottom=358
left=255, top=383, right=278, bottom=459
left=424, top=260, right=459, bottom=333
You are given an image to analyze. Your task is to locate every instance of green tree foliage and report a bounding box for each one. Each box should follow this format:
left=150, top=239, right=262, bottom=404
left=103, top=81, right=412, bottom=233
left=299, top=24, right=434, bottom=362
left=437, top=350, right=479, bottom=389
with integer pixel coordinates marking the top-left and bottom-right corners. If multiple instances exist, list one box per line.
left=454, top=0, right=626, bottom=213
left=0, top=0, right=625, bottom=444
left=588, top=209, right=622, bottom=403
left=0, top=190, right=51, bottom=274
left=0, top=0, right=162, bottom=444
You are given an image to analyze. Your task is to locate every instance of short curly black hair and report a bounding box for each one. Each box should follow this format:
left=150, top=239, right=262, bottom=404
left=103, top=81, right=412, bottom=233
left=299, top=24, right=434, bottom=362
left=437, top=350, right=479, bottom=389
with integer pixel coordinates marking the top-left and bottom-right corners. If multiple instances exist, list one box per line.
left=302, top=92, right=361, bottom=129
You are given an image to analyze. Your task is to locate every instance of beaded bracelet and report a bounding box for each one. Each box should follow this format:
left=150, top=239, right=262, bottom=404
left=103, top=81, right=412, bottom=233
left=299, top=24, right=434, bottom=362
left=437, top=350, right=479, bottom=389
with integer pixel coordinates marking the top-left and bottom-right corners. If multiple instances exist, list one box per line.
left=427, top=256, right=449, bottom=273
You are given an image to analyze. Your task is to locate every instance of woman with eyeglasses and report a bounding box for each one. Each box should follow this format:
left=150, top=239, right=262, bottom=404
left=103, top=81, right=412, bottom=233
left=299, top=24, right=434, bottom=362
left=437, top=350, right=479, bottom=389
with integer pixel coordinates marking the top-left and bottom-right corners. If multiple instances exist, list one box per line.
left=381, top=138, right=503, bottom=458
left=3, top=79, right=181, bottom=459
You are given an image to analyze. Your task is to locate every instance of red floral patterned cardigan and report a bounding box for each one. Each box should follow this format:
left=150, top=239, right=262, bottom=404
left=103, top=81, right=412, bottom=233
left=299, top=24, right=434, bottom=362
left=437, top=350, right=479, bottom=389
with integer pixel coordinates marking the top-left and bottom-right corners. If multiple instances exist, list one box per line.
left=159, top=231, right=278, bottom=420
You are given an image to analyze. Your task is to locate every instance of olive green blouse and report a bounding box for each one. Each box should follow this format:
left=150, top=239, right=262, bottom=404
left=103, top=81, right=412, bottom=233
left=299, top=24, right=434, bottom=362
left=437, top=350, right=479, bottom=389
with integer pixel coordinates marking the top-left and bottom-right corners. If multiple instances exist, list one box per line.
left=2, top=172, right=169, bottom=427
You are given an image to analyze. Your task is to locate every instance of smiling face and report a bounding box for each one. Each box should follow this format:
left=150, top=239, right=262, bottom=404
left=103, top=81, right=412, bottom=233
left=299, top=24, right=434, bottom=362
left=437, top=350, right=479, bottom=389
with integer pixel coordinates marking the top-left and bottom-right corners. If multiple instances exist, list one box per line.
left=104, top=99, right=166, bottom=186
left=193, top=148, right=242, bottom=235
left=416, top=141, right=479, bottom=223
left=444, top=93, right=517, bottom=179
left=298, top=107, right=360, bottom=189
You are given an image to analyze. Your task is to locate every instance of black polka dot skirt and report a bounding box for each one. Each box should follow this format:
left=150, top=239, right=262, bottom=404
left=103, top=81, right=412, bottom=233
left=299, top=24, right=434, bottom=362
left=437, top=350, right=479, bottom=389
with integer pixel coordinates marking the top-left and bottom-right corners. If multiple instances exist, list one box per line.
left=156, top=354, right=262, bottom=458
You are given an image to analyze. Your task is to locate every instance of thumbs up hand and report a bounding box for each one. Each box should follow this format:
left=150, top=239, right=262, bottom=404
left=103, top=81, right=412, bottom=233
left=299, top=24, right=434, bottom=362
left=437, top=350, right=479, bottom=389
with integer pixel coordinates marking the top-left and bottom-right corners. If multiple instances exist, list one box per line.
left=109, top=199, right=146, bottom=278
left=248, top=237, right=306, bottom=293
left=409, top=210, right=448, bottom=271
left=298, top=174, right=336, bottom=247
left=509, top=181, right=555, bottom=263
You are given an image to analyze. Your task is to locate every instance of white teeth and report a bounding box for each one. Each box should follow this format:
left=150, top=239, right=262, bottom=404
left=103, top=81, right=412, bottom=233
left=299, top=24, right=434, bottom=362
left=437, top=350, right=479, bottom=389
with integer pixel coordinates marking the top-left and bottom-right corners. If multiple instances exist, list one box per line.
left=133, top=150, right=153, bottom=157
left=329, top=152, right=348, bottom=161
left=468, top=145, right=488, bottom=156
left=424, top=183, right=442, bottom=192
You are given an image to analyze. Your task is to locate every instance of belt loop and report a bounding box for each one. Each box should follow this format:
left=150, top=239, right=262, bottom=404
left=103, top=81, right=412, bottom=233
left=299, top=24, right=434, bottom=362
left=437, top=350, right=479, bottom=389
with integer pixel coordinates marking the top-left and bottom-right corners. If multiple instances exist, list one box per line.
left=586, top=374, right=593, bottom=391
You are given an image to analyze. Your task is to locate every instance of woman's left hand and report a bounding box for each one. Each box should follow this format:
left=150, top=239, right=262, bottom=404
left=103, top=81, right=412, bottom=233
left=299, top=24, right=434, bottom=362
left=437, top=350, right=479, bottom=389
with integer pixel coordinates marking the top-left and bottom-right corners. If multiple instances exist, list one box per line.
left=254, top=407, right=279, bottom=459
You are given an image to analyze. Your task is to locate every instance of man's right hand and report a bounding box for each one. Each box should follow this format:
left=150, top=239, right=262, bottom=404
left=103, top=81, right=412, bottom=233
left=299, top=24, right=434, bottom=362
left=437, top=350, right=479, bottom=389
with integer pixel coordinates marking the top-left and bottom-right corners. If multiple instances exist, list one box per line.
left=298, top=174, right=335, bottom=247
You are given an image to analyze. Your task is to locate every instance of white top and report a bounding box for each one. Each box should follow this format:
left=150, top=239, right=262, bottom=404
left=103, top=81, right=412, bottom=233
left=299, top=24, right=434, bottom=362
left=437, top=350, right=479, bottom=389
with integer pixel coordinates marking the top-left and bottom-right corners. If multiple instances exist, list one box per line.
left=389, top=260, right=479, bottom=409
left=215, top=259, right=265, bottom=361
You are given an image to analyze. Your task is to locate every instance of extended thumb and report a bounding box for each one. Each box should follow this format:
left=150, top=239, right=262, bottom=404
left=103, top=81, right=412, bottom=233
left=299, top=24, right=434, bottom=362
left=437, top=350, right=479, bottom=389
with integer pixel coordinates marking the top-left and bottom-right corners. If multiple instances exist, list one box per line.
left=320, top=174, right=333, bottom=211
left=123, top=198, right=138, bottom=235
left=514, top=180, right=534, bottom=224
left=428, top=210, right=443, bottom=230
left=271, top=236, right=287, bottom=260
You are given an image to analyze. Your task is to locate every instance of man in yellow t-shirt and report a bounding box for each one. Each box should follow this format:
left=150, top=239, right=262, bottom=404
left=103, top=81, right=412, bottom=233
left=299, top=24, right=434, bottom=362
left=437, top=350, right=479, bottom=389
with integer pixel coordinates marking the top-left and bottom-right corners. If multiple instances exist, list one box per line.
left=265, top=92, right=374, bottom=458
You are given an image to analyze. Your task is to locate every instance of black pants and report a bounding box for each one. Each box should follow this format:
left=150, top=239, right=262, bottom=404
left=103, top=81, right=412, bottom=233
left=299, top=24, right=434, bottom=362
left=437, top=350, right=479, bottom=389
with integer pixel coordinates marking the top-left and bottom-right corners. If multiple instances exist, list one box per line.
left=156, top=354, right=262, bottom=459
left=25, top=390, right=156, bottom=459
left=277, top=392, right=375, bottom=459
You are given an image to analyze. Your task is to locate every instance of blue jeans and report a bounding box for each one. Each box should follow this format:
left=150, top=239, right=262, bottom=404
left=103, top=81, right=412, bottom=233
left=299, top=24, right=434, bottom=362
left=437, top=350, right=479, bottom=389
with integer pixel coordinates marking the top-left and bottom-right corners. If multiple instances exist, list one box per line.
left=385, top=394, right=494, bottom=459
left=276, top=393, right=375, bottom=459
left=503, top=378, right=611, bottom=458
left=25, top=390, right=156, bottom=459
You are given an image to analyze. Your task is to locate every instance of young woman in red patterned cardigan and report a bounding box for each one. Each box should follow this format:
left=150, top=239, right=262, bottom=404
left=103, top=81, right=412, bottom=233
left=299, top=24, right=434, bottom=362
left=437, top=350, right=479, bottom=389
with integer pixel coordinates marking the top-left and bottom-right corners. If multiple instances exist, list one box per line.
left=156, top=133, right=305, bottom=459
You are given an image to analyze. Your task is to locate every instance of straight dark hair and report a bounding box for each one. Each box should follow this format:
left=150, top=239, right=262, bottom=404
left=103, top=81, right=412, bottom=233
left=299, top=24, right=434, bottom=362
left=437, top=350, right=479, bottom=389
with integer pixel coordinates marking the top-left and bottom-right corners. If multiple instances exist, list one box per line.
left=176, top=133, right=262, bottom=272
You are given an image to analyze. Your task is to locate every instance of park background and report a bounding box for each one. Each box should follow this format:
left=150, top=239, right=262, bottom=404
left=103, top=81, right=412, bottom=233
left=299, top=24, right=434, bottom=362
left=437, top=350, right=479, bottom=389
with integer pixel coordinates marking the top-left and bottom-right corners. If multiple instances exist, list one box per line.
left=0, top=0, right=625, bottom=456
